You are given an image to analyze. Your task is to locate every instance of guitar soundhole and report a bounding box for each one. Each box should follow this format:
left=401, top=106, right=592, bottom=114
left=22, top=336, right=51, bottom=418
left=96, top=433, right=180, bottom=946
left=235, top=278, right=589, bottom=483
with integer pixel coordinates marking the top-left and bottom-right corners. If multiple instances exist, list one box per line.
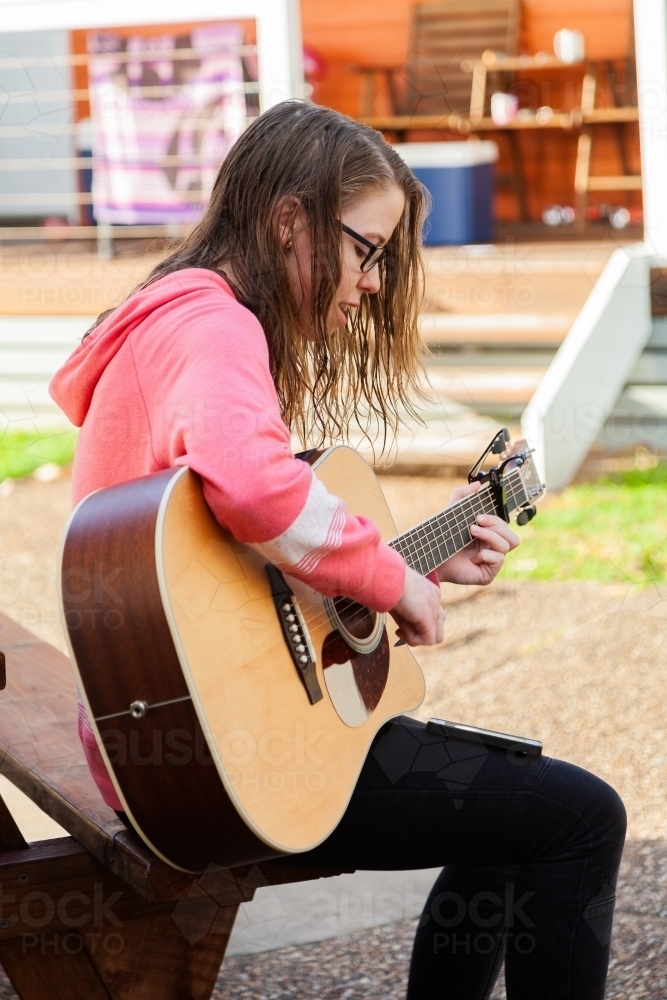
left=323, top=596, right=385, bottom=655
left=333, top=597, right=376, bottom=641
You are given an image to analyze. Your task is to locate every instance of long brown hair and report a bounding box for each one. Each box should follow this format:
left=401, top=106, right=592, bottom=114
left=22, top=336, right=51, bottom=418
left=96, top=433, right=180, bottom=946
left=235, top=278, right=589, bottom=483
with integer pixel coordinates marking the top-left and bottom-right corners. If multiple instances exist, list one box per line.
left=104, top=100, right=428, bottom=451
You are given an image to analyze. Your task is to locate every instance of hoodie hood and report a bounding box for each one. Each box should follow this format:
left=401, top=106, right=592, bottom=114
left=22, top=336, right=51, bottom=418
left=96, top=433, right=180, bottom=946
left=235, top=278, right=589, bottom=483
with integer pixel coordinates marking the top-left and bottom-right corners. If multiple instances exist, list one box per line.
left=49, top=268, right=232, bottom=426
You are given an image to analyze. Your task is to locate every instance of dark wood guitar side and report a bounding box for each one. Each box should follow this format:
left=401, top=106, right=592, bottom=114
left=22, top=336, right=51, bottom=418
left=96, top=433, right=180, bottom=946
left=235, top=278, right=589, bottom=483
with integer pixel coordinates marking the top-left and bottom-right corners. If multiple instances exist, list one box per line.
left=61, top=469, right=280, bottom=872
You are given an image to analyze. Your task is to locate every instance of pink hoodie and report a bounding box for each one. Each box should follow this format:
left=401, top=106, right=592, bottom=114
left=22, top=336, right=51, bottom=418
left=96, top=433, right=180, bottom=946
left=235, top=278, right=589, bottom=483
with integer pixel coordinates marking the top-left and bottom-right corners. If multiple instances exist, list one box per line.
left=50, top=268, right=406, bottom=810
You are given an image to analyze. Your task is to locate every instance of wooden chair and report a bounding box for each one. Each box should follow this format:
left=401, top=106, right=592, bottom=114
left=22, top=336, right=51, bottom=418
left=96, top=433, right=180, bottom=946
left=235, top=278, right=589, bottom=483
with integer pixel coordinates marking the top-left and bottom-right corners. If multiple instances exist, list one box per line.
left=0, top=611, right=348, bottom=999
left=356, top=0, right=520, bottom=122
left=354, top=0, right=526, bottom=218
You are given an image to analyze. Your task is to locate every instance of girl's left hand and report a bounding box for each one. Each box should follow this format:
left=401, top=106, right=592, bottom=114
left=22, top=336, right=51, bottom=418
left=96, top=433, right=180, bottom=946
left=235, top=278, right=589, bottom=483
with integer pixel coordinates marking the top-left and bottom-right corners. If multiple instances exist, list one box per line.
left=436, top=482, right=520, bottom=587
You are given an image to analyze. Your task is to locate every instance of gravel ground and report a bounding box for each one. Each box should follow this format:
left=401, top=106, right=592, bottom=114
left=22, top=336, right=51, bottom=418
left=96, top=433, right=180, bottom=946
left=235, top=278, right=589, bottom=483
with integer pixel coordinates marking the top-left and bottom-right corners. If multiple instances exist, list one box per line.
left=215, top=836, right=667, bottom=999
left=0, top=473, right=666, bottom=998
left=0, top=472, right=72, bottom=656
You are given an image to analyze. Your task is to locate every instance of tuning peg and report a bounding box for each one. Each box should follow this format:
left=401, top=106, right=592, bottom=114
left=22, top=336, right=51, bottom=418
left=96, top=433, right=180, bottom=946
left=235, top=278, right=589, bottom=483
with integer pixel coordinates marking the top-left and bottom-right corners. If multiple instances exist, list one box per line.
left=516, top=505, right=536, bottom=526
left=491, top=428, right=511, bottom=454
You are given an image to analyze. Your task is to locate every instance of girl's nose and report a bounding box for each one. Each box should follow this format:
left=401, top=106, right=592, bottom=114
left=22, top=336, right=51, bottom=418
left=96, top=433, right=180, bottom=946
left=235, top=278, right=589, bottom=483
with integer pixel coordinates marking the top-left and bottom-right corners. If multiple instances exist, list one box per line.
left=358, top=264, right=381, bottom=295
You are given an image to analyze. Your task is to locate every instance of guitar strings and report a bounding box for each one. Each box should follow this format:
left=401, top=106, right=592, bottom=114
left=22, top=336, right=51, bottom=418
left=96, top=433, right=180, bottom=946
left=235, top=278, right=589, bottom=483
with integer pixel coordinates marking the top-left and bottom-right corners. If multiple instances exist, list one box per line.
left=281, top=491, right=495, bottom=641
left=292, top=484, right=497, bottom=636
left=392, top=489, right=497, bottom=574
left=390, top=468, right=525, bottom=575
left=290, top=472, right=525, bottom=639
left=289, top=469, right=527, bottom=640
left=392, top=483, right=503, bottom=573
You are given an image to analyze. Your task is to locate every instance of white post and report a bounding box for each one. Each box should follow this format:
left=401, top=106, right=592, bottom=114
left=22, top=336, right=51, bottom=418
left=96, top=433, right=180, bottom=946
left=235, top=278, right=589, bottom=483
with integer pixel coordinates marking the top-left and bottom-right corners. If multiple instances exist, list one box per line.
left=635, top=0, right=667, bottom=257
left=521, top=246, right=652, bottom=491
left=255, top=0, right=304, bottom=109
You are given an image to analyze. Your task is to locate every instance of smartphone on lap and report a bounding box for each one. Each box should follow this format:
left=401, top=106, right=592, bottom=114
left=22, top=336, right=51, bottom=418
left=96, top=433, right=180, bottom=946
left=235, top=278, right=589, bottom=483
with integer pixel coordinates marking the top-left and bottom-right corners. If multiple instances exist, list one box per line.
left=426, top=718, right=543, bottom=758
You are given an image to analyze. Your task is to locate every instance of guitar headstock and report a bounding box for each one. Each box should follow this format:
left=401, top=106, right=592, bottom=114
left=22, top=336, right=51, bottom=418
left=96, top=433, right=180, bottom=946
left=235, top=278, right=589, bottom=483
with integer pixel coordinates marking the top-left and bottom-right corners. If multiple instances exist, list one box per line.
left=468, top=431, right=546, bottom=525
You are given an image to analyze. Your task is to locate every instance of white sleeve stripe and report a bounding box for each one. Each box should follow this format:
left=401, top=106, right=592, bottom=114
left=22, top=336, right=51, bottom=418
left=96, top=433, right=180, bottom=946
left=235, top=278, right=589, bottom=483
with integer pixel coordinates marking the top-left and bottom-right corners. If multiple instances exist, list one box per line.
left=250, top=473, right=347, bottom=572
left=293, top=500, right=347, bottom=575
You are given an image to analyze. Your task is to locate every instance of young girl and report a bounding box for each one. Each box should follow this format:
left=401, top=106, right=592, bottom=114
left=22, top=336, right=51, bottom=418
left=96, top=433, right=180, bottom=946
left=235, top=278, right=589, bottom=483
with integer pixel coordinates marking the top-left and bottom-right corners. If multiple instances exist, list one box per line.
left=50, top=101, right=625, bottom=999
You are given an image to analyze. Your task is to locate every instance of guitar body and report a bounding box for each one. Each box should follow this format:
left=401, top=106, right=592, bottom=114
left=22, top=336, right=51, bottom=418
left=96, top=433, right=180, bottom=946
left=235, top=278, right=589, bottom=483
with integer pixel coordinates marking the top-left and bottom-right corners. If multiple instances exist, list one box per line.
left=61, top=447, right=425, bottom=872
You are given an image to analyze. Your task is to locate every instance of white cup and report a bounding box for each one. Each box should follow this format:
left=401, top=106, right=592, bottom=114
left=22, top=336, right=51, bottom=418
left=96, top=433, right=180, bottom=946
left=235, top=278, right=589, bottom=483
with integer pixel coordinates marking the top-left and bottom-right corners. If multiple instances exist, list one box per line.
left=554, top=29, right=585, bottom=64
left=490, top=92, right=519, bottom=126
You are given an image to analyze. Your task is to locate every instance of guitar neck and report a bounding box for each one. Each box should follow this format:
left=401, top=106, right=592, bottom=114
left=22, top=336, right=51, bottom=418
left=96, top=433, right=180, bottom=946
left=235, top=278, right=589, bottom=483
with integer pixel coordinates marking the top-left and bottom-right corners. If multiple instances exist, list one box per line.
left=388, top=469, right=526, bottom=576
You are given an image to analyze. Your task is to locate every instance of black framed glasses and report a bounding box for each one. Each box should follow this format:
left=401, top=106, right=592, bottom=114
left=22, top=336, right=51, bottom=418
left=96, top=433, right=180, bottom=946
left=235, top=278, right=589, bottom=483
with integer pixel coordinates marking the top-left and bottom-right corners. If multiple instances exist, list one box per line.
left=341, top=223, right=388, bottom=273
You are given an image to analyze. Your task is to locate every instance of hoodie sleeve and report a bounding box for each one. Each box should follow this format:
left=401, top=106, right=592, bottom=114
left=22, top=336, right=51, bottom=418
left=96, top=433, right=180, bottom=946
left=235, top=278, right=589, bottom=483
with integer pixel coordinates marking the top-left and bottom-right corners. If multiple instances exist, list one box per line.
left=133, top=282, right=406, bottom=613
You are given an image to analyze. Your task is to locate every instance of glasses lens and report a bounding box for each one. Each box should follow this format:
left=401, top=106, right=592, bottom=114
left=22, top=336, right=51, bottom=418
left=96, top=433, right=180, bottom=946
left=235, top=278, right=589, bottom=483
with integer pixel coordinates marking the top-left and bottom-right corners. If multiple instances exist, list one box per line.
left=361, top=247, right=386, bottom=273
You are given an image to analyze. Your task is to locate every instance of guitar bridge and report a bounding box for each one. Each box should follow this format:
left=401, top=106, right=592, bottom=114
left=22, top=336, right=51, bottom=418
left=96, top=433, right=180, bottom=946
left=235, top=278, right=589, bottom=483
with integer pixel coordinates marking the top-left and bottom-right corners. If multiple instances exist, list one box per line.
left=265, top=564, right=323, bottom=705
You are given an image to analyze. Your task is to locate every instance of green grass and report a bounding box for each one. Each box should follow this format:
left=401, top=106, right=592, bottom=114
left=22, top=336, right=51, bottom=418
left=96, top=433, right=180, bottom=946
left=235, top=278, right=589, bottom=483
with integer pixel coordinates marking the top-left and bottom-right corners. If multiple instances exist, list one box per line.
left=0, top=429, right=77, bottom=482
left=503, top=461, right=667, bottom=584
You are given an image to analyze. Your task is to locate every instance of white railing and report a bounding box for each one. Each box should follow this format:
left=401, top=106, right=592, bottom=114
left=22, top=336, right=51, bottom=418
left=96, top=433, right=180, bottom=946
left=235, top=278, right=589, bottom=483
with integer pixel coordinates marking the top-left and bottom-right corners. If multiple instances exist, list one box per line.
left=0, top=3, right=303, bottom=255
left=0, top=25, right=260, bottom=256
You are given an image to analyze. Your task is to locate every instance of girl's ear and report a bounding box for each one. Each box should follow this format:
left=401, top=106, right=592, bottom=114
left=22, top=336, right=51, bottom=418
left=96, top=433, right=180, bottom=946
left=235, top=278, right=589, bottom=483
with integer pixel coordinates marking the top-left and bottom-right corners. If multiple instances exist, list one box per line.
left=273, top=196, right=303, bottom=250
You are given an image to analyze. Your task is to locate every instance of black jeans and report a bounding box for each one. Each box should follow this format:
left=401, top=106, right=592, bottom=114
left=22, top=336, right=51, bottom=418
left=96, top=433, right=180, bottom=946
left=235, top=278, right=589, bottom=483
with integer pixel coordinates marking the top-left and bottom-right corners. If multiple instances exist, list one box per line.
left=281, top=716, right=627, bottom=1000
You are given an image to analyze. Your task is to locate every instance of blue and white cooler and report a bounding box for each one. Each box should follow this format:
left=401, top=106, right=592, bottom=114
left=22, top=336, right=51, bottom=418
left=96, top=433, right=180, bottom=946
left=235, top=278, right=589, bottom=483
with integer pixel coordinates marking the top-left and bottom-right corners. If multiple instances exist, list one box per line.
left=393, top=141, right=499, bottom=245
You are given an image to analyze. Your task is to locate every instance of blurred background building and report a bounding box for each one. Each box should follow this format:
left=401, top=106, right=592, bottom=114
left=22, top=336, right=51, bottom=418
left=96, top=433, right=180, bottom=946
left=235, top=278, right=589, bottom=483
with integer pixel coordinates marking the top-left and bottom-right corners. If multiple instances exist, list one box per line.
left=0, top=0, right=664, bottom=488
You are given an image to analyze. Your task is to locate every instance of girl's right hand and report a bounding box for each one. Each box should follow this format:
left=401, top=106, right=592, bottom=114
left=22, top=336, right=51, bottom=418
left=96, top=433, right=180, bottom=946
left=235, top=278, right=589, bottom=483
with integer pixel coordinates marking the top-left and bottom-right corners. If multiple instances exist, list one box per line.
left=389, top=567, right=445, bottom=646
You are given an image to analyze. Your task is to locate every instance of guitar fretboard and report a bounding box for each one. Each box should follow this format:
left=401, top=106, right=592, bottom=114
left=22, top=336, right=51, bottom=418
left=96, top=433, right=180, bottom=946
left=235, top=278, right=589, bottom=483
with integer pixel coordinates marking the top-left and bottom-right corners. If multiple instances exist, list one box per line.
left=388, top=469, right=526, bottom=576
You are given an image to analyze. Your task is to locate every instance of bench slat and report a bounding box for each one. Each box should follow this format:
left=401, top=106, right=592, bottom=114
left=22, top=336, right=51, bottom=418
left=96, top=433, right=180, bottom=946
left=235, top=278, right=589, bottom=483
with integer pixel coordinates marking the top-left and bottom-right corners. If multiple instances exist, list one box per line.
left=0, top=614, right=127, bottom=851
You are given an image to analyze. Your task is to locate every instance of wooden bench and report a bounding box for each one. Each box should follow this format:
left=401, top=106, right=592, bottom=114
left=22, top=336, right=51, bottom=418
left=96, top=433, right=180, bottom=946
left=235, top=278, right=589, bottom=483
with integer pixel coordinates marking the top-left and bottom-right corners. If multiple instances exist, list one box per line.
left=0, top=611, right=349, bottom=999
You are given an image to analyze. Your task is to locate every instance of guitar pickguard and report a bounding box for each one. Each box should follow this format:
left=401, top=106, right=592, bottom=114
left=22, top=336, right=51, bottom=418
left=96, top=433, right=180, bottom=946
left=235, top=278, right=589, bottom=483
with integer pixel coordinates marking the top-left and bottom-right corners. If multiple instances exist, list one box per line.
left=322, top=627, right=390, bottom=727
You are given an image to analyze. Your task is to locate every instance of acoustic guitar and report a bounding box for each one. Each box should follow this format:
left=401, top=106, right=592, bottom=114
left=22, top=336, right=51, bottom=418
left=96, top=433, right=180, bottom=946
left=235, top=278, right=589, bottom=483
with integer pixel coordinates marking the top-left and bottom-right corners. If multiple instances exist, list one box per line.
left=59, top=430, right=544, bottom=872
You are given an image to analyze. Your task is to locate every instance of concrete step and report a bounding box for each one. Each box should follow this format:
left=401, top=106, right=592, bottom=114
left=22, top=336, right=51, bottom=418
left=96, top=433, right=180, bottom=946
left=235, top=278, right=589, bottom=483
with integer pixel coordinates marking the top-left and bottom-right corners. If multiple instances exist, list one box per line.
left=0, top=315, right=89, bottom=427
left=420, top=312, right=571, bottom=348
left=398, top=241, right=667, bottom=462
left=628, top=350, right=667, bottom=385
left=602, top=386, right=667, bottom=452
left=347, top=397, right=505, bottom=472
left=425, top=364, right=547, bottom=411
left=419, top=241, right=595, bottom=424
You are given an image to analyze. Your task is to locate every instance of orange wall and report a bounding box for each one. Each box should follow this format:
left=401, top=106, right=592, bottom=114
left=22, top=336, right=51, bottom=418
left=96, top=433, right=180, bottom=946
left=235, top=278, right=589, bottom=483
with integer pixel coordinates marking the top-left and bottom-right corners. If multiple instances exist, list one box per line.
left=302, top=0, right=411, bottom=115
left=302, top=0, right=633, bottom=63
left=301, top=0, right=634, bottom=114
left=301, top=0, right=639, bottom=220
left=523, top=0, right=633, bottom=60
